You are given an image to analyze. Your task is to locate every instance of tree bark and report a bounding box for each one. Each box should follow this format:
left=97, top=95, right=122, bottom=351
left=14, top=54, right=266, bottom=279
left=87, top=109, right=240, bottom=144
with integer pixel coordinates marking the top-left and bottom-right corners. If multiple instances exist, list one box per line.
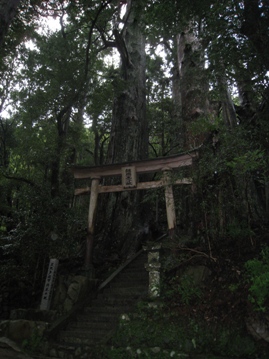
left=219, top=76, right=237, bottom=129
left=103, top=0, right=148, bottom=258
left=176, top=23, right=209, bottom=149
left=171, top=38, right=184, bottom=150
left=107, top=0, right=147, bottom=164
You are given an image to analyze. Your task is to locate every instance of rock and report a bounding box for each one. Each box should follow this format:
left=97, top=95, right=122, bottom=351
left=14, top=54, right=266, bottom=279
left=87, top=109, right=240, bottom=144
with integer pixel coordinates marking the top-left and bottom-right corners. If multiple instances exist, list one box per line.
left=6, top=320, right=32, bottom=344
left=151, top=346, right=161, bottom=353
left=62, top=276, right=89, bottom=313
left=0, top=336, right=33, bottom=358
left=0, top=348, right=33, bottom=359
left=0, top=320, right=47, bottom=345
left=184, top=265, right=211, bottom=285
left=67, top=281, right=80, bottom=302
left=63, top=297, right=73, bottom=313
left=246, top=315, right=269, bottom=342
left=49, top=348, right=57, bottom=357
left=0, top=337, right=21, bottom=351
left=73, top=276, right=88, bottom=298
left=10, top=309, right=57, bottom=322
left=51, top=276, right=67, bottom=311
left=74, top=346, right=82, bottom=356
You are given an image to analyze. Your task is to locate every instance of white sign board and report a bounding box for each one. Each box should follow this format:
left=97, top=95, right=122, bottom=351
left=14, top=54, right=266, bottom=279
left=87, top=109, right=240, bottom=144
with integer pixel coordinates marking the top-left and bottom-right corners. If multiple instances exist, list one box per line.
left=40, top=258, right=59, bottom=310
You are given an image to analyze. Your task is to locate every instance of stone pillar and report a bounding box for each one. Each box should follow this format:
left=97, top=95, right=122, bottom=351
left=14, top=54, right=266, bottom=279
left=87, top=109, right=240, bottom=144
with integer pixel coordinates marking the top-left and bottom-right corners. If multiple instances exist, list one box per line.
left=144, top=243, right=162, bottom=298
left=40, top=258, right=59, bottom=310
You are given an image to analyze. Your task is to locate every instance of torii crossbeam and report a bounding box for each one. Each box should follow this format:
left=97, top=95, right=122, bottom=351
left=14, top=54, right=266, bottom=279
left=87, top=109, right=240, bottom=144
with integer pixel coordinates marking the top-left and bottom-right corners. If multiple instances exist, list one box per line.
left=71, top=151, right=198, bottom=274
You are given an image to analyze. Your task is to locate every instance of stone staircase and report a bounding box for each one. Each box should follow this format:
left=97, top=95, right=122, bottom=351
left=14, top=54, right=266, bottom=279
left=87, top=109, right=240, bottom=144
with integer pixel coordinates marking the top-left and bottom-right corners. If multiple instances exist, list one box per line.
left=39, top=250, right=149, bottom=359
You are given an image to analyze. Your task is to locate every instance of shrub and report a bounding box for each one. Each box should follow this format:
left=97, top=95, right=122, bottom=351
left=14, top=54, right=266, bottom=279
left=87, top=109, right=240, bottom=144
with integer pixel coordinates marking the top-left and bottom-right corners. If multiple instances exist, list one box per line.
left=245, top=246, right=269, bottom=312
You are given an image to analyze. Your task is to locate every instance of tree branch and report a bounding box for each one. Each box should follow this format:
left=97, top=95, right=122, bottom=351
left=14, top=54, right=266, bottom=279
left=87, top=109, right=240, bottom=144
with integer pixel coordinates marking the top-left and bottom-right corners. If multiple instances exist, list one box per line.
left=1, top=172, right=36, bottom=187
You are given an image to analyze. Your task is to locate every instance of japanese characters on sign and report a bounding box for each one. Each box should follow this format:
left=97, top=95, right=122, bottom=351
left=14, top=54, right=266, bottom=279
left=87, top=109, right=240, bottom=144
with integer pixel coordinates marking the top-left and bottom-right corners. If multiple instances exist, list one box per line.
left=122, top=166, right=137, bottom=188
left=40, top=258, right=59, bottom=310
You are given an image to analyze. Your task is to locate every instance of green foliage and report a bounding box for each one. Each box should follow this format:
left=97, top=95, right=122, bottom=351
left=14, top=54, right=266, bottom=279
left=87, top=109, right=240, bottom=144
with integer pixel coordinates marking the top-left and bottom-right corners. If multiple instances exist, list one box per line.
left=94, top=302, right=257, bottom=358
left=228, top=283, right=240, bottom=293
left=111, top=306, right=186, bottom=351
left=163, top=274, right=202, bottom=305
left=245, top=247, right=269, bottom=312
left=226, top=149, right=266, bottom=174
left=194, top=115, right=269, bottom=244
left=226, top=219, right=254, bottom=240
left=92, top=346, right=129, bottom=359
left=22, top=329, right=43, bottom=355
left=187, top=116, right=220, bottom=137
left=213, top=328, right=256, bottom=357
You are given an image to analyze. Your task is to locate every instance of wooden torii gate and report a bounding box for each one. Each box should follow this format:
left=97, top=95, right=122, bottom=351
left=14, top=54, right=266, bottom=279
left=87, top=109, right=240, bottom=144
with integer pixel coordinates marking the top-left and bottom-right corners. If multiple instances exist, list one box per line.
left=71, top=151, right=198, bottom=272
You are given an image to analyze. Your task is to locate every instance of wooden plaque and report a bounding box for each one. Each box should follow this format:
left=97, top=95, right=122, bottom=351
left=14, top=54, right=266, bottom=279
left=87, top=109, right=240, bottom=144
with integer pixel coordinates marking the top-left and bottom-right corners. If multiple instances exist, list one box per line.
left=122, top=166, right=136, bottom=188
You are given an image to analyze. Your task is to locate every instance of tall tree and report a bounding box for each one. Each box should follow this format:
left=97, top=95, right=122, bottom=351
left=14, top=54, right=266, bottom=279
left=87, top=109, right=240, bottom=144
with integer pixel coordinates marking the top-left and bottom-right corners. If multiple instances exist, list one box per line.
left=107, top=0, right=147, bottom=163
left=101, top=0, right=149, bottom=258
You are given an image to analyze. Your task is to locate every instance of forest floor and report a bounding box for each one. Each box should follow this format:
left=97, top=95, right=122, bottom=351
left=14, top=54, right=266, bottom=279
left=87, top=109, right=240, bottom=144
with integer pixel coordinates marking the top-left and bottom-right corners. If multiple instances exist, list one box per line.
left=94, top=231, right=269, bottom=358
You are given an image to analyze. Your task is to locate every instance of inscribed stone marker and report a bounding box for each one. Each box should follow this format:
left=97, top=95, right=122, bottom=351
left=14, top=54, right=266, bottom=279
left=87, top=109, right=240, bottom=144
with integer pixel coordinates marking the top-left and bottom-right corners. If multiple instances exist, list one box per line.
left=40, top=258, right=59, bottom=310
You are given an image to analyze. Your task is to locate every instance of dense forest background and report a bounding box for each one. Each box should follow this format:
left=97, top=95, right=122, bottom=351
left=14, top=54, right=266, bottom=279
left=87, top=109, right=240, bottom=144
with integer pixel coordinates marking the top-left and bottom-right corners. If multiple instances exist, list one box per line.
left=0, top=0, right=269, bottom=320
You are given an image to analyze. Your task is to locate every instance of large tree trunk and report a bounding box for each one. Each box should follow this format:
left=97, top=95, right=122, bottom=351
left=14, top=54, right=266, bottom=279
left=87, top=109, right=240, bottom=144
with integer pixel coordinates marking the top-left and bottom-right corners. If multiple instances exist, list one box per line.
left=171, top=37, right=184, bottom=151
left=103, top=0, right=148, bottom=259
left=177, top=23, right=209, bottom=149
left=107, top=1, right=147, bottom=163
left=219, top=74, right=237, bottom=129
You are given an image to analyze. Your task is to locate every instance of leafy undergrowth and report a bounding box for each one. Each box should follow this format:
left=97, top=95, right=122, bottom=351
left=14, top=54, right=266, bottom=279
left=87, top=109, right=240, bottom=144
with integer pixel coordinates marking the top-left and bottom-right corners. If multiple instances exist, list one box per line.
left=92, top=235, right=269, bottom=358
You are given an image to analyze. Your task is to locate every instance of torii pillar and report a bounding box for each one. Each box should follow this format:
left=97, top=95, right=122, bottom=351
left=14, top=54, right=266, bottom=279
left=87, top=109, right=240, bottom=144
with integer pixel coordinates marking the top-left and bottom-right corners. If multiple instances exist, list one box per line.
left=163, top=168, right=177, bottom=239
left=85, top=176, right=100, bottom=276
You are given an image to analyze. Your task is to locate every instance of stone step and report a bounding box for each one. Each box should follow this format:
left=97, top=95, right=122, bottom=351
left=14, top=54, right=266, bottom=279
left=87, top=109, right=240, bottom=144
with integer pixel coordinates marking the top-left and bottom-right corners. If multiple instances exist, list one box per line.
left=98, top=293, right=145, bottom=302
left=68, top=319, right=117, bottom=331
left=122, top=266, right=147, bottom=273
left=58, top=328, right=113, bottom=345
left=113, top=280, right=148, bottom=288
left=127, top=262, right=147, bottom=267
left=48, top=341, right=115, bottom=359
left=98, top=295, right=145, bottom=304
left=111, top=270, right=148, bottom=278
left=57, top=335, right=100, bottom=346
left=110, top=277, right=148, bottom=286
left=76, top=312, right=120, bottom=323
left=83, top=304, right=132, bottom=314
left=46, top=342, right=86, bottom=359
left=92, top=295, right=137, bottom=306
left=32, top=356, right=58, bottom=359
left=41, top=250, right=152, bottom=357
left=125, top=258, right=147, bottom=266
left=102, top=286, right=147, bottom=295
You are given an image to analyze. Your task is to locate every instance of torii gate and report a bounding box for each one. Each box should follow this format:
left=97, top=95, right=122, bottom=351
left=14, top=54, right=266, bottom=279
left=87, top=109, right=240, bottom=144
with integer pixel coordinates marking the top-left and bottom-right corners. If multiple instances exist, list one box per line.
left=71, top=151, right=198, bottom=272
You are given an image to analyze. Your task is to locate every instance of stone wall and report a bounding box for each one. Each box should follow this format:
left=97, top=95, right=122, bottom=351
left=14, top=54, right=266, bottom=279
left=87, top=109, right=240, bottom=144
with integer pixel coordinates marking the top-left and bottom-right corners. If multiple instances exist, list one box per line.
left=0, top=274, right=96, bottom=348
left=51, top=274, right=95, bottom=314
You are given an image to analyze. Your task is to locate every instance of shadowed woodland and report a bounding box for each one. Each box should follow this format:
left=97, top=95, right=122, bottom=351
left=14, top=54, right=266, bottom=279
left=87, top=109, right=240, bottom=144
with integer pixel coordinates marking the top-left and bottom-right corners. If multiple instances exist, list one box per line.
left=1, top=0, right=269, bottom=357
